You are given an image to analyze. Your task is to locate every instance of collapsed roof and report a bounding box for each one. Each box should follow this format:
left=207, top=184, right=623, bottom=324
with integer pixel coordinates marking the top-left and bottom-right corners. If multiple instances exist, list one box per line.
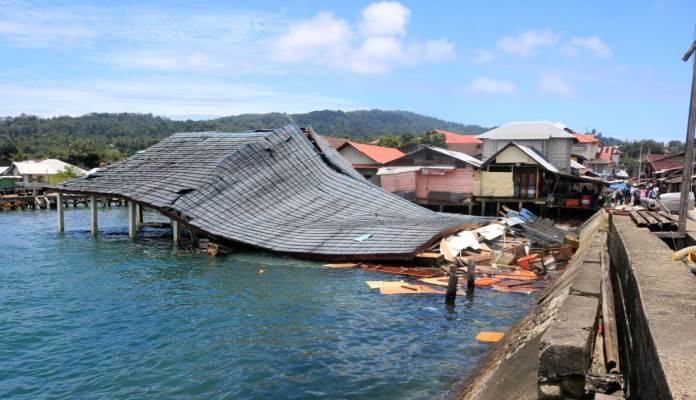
left=58, top=124, right=486, bottom=259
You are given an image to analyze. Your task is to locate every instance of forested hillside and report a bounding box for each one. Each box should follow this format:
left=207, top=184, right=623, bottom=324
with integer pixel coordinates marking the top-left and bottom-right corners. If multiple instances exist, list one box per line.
left=0, top=110, right=487, bottom=167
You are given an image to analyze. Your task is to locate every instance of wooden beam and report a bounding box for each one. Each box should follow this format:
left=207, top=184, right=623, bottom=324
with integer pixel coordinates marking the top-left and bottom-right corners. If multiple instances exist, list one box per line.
left=629, top=210, right=647, bottom=227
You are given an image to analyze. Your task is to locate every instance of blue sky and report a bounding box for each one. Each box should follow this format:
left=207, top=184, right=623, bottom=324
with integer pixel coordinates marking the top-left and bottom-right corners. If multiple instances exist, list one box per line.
left=0, top=0, right=694, bottom=140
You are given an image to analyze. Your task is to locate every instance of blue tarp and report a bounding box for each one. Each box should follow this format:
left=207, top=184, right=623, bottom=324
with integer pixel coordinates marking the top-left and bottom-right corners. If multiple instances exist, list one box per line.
left=609, top=183, right=627, bottom=189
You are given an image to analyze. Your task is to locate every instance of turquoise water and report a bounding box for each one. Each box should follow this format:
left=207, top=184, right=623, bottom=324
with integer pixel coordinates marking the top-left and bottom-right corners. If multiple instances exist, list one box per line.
left=0, top=207, right=533, bottom=399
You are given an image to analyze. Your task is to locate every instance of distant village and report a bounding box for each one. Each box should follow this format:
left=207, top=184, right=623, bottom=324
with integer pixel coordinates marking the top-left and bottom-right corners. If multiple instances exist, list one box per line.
left=0, top=120, right=688, bottom=216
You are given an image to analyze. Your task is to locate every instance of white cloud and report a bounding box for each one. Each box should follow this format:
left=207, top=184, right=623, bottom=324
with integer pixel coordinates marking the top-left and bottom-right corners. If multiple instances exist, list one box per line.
left=562, top=36, right=611, bottom=59
left=473, top=49, right=494, bottom=63
left=538, top=74, right=575, bottom=97
left=270, top=1, right=454, bottom=74
left=270, top=12, right=352, bottom=64
left=497, top=29, right=560, bottom=56
left=467, top=76, right=517, bottom=94
left=416, top=38, right=455, bottom=62
left=0, top=79, right=361, bottom=117
left=359, top=1, right=411, bottom=37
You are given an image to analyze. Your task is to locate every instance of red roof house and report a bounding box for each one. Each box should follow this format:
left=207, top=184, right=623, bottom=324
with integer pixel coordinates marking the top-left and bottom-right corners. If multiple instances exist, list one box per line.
left=336, top=141, right=405, bottom=183
left=433, top=129, right=483, bottom=157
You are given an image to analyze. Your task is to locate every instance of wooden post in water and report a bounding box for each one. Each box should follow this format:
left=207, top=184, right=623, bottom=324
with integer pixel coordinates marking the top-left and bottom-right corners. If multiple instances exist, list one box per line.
left=128, top=201, right=137, bottom=240
left=467, top=260, right=475, bottom=289
left=57, top=192, right=64, bottom=233
left=446, top=263, right=458, bottom=304
left=89, top=195, right=98, bottom=236
left=136, top=203, right=144, bottom=226
left=171, top=218, right=180, bottom=246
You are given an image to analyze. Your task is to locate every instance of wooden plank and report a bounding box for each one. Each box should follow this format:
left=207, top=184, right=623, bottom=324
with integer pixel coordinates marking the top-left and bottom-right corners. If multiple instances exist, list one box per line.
left=629, top=210, right=647, bottom=227
left=639, top=211, right=660, bottom=229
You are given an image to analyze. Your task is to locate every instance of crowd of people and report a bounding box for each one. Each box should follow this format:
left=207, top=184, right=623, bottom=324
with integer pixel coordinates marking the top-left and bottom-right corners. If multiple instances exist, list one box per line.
left=603, top=183, right=661, bottom=207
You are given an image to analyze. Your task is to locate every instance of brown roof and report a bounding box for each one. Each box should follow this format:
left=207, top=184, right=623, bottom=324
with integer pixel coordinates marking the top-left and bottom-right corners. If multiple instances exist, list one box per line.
left=321, top=136, right=349, bottom=149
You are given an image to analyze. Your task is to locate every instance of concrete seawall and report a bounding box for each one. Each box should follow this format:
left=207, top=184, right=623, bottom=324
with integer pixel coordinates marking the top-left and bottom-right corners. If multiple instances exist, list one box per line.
left=450, top=211, right=696, bottom=399
left=608, top=215, right=696, bottom=399
left=450, top=211, right=607, bottom=399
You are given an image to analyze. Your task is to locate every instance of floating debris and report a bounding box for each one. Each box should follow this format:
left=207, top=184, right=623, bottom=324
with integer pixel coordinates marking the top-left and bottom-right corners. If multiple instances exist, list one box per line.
left=476, top=331, right=505, bottom=342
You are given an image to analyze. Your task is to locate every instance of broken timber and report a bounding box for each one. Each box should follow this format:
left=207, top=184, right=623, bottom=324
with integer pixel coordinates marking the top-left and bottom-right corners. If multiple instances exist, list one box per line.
left=57, top=124, right=488, bottom=260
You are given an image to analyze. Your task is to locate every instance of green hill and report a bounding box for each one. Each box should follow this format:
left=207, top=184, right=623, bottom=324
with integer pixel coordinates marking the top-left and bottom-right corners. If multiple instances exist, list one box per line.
left=0, top=110, right=487, bottom=167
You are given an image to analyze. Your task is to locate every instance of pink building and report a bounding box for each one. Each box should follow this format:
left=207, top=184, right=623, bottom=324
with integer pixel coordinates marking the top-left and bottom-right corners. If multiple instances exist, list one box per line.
left=378, top=146, right=481, bottom=204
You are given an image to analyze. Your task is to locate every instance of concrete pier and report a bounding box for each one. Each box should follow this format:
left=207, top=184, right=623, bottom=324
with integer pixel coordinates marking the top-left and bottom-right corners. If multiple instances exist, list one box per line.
left=608, top=215, right=696, bottom=399
left=89, top=195, right=98, bottom=236
left=57, top=192, right=64, bottom=233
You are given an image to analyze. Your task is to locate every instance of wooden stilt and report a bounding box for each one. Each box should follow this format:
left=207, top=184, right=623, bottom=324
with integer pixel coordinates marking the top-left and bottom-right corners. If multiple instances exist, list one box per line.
left=89, top=195, right=98, bottom=236
left=57, top=192, right=64, bottom=233
left=136, top=203, right=144, bottom=226
left=445, top=263, right=458, bottom=305
left=128, top=201, right=137, bottom=240
left=480, top=201, right=486, bottom=216
left=171, top=218, right=180, bottom=246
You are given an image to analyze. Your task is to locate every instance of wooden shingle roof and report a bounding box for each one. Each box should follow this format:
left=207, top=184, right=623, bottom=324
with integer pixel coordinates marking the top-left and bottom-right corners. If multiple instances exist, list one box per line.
left=59, top=124, right=485, bottom=259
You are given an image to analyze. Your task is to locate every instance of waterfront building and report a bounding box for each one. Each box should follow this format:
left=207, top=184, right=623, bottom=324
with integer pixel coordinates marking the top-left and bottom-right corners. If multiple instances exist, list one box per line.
left=1, top=159, right=87, bottom=192
left=479, top=121, right=576, bottom=174
left=335, top=140, right=404, bottom=183
left=378, top=146, right=481, bottom=207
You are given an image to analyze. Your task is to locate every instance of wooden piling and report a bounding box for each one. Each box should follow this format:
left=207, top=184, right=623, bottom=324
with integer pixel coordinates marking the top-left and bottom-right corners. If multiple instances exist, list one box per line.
left=446, top=263, right=458, bottom=304
left=57, top=192, right=64, bottom=233
left=89, top=195, right=98, bottom=236
left=467, top=260, right=475, bottom=289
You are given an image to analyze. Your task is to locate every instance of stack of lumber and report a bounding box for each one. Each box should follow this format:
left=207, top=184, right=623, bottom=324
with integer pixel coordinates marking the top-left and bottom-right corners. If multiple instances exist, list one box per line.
left=629, top=210, right=678, bottom=231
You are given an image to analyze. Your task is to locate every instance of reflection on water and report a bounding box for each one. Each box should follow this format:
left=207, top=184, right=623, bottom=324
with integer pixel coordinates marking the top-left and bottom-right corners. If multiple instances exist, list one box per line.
left=0, top=207, right=534, bottom=399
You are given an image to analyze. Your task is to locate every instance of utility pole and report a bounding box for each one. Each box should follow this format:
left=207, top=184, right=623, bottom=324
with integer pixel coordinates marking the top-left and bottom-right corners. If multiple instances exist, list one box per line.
left=678, top=39, right=696, bottom=236
left=637, top=142, right=643, bottom=183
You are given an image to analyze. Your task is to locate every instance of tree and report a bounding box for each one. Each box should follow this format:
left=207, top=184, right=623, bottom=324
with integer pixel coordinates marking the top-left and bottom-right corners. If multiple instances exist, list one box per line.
left=667, top=140, right=685, bottom=154
left=67, top=139, right=100, bottom=168
left=420, top=131, right=446, bottom=147
left=376, top=134, right=401, bottom=148
left=0, top=142, right=18, bottom=164
left=55, top=165, right=82, bottom=180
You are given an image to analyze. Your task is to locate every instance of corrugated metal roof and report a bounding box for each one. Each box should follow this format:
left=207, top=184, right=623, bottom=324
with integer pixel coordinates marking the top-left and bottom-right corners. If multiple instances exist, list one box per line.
left=425, top=146, right=482, bottom=167
left=5, top=159, right=86, bottom=176
left=377, top=166, right=454, bottom=176
left=433, top=129, right=482, bottom=144
left=570, top=160, right=585, bottom=170
left=478, top=121, right=575, bottom=140
left=58, top=124, right=487, bottom=259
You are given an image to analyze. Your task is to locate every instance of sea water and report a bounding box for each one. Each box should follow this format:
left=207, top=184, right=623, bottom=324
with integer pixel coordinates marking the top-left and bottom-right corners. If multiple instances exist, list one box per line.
left=0, top=207, right=533, bottom=399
